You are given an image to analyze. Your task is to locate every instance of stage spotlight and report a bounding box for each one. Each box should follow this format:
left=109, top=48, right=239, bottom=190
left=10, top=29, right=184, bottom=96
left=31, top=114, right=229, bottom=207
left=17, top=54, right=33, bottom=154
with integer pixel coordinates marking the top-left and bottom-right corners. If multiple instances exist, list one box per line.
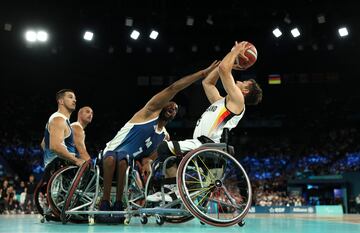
left=130, top=30, right=140, bottom=40
left=25, top=30, right=37, bottom=42
left=291, top=28, right=300, bottom=38
left=83, top=31, right=94, bottom=41
left=338, top=27, right=349, bottom=37
left=149, top=30, right=159, bottom=40
left=37, top=31, right=48, bottom=42
left=272, top=28, right=282, bottom=38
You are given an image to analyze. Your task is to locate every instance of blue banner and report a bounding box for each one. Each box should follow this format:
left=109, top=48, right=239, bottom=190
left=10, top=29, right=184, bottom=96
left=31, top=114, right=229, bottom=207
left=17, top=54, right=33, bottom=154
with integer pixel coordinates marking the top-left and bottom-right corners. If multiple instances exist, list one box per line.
left=248, top=206, right=316, bottom=214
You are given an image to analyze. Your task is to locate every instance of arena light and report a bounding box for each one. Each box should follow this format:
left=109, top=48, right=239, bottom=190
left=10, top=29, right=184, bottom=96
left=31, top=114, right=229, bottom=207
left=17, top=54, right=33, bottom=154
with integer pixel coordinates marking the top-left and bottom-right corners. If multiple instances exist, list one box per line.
left=149, top=30, right=159, bottom=40
left=126, top=46, right=132, bottom=53
left=130, top=30, right=140, bottom=40
left=191, top=45, right=198, bottom=52
left=83, top=31, right=94, bottom=41
left=25, top=30, right=37, bottom=42
left=317, top=15, right=326, bottom=24
left=338, top=27, right=349, bottom=37
left=186, top=16, right=194, bottom=26
left=283, top=14, right=291, bottom=24
left=291, top=27, right=300, bottom=38
left=312, top=44, right=318, bottom=51
left=4, top=23, right=12, bottom=31
left=272, top=28, right=282, bottom=38
left=37, top=31, right=48, bottom=42
left=327, top=43, right=334, bottom=50
left=206, top=15, right=214, bottom=25
left=125, top=17, right=133, bottom=27
left=146, top=47, right=152, bottom=53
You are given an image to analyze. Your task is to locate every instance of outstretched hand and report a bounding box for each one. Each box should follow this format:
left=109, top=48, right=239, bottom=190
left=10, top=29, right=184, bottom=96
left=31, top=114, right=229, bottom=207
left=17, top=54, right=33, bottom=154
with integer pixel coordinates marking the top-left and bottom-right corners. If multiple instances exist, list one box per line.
left=232, top=41, right=251, bottom=70
left=202, top=60, right=221, bottom=77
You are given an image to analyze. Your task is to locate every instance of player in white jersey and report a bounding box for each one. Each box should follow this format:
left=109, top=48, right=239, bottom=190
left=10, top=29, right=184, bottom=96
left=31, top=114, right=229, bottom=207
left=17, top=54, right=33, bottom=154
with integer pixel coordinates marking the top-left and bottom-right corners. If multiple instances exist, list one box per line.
left=97, top=61, right=219, bottom=223
left=148, top=42, right=262, bottom=201
left=71, top=106, right=94, bottom=161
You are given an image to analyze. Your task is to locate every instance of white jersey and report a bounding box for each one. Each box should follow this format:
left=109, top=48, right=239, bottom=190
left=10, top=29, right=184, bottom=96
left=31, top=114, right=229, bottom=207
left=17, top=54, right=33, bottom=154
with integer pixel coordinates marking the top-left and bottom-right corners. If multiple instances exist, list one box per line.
left=44, top=112, right=75, bottom=167
left=70, top=121, right=83, bottom=129
left=193, top=98, right=245, bottom=143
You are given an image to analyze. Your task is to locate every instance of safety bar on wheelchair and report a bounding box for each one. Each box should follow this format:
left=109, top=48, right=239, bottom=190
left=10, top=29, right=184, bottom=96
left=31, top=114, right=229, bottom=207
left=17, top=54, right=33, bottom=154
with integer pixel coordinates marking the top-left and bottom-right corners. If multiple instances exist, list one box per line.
left=65, top=207, right=191, bottom=216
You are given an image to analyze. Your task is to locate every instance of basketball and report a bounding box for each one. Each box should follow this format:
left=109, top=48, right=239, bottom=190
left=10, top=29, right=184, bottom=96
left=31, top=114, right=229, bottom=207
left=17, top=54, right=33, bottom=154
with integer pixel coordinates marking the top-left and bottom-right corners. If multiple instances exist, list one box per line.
left=235, top=42, right=258, bottom=69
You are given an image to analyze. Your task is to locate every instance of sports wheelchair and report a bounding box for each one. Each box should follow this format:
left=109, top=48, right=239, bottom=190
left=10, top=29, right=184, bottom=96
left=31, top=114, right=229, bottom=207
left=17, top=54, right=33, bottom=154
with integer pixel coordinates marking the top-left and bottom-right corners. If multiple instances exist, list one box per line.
left=35, top=142, right=252, bottom=227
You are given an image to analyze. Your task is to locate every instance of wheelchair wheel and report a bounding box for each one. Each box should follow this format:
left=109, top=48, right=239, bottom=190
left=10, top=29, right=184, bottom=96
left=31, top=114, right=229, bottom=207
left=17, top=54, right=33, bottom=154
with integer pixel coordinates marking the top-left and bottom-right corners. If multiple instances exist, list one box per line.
left=34, top=178, right=47, bottom=216
left=34, top=178, right=61, bottom=222
left=61, top=161, right=96, bottom=224
left=47, top=166, right=75, bottom=218
left=177, top=147, right=252, bottom=227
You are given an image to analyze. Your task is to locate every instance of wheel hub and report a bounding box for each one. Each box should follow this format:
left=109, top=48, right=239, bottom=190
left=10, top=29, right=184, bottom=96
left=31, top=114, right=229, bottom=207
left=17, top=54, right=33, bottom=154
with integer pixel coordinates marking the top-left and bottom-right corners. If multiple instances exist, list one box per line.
left=215, top=180, right=222, bottom=187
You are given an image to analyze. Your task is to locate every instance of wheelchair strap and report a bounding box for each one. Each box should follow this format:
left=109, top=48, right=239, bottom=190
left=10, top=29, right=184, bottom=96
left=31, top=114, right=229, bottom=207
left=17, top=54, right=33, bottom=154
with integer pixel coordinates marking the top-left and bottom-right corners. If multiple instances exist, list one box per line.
left=197, top=135, right=215, bottom=144
left=172, top=141, right=183, bottom=157
left=164, top=186, right=178, bottom=201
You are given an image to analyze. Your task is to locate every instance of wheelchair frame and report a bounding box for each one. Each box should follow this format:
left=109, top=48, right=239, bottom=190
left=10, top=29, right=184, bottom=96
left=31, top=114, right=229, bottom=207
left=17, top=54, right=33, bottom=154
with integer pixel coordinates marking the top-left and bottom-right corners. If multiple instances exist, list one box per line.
left=35, top=143, right=252, bottom=227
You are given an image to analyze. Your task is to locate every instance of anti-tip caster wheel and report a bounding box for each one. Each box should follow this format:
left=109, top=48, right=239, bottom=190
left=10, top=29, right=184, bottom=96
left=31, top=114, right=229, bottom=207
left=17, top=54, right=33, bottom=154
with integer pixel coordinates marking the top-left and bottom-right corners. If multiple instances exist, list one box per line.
left=238, top=220, right=245, bottom=227
left=155, top=214, right=165, bottom=225
left=140, top=214, right=148, bottom=224
left=88, top=216, right=95, bottom=225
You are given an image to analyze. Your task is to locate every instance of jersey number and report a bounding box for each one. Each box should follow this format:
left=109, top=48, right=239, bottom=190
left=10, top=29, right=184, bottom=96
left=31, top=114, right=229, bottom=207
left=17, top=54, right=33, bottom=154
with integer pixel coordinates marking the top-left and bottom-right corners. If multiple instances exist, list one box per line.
left=133, top=137, right=153, bottom=156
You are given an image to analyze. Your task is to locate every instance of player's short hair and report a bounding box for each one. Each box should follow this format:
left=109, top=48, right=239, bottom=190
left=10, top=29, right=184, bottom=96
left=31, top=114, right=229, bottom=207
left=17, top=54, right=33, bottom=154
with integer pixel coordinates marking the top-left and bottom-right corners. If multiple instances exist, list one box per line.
left=56, top=89, right=74, bottom=103
left=245, top=79, right=262, bottom=106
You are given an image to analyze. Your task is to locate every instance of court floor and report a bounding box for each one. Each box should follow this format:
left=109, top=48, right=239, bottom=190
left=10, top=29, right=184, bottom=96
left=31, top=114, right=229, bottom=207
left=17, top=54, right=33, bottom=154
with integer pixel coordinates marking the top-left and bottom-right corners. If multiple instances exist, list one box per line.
left=0, top=214, right=359, bottom=233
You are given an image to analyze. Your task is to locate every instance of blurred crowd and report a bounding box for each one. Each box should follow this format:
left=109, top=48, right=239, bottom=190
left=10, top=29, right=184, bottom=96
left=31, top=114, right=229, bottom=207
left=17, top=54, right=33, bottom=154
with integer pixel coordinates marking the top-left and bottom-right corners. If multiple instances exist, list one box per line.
left=1, top=86, right=360, bottom=213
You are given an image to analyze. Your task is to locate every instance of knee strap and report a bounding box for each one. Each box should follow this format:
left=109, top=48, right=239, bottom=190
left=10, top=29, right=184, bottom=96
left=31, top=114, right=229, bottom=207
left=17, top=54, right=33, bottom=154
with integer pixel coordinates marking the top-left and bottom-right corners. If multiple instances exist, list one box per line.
left=157, top=141, right=173, bottom=161
left=172, top=141, right=182, bottom=157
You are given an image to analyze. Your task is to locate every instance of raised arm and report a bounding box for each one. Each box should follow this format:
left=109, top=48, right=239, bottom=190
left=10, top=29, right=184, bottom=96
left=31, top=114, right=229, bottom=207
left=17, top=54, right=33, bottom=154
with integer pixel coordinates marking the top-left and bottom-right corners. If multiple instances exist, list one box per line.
left=133, top=61, right=219, bottom=121
left=202, top=62, right=223, bottom=104
left=72, top=124, right=91, bottom=161
left=49, top=117, right=84, bottom=166
left=218, top=42, right=249, bottom=114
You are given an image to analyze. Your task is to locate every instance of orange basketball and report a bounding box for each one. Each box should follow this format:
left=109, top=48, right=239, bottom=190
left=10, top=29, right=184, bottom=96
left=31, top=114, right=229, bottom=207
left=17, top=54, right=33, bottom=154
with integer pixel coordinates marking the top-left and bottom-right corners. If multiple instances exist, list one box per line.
left=236, top=42, right=258, bottom=69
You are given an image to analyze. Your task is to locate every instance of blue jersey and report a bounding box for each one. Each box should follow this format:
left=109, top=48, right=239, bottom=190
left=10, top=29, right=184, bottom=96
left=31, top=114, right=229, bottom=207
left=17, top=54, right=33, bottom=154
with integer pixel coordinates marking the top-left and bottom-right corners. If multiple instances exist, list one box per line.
left=43, top=112, right=76, bottom=167
left=103, top=117, right=168, bottom=160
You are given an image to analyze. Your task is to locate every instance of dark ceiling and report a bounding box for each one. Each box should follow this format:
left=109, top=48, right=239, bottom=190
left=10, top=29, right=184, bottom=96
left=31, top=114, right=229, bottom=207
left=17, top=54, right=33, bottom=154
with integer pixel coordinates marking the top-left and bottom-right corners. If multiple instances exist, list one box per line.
left=1, top=0, right=359, bottom=84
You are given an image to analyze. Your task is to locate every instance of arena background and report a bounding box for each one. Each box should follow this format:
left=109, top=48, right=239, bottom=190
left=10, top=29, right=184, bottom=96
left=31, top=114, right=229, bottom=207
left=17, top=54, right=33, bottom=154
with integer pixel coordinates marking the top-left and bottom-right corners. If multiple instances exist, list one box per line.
left=1, top=1, right=360, bottom=232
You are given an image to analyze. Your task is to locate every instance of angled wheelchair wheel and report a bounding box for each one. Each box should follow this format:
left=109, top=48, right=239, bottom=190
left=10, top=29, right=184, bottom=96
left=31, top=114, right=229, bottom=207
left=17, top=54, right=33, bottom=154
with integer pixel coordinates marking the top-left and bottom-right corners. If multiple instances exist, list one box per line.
left=61, top=161, right=96, bottom=224
left=47, top=166, right=76, bottom=218
left=177, top=147, right=252, bottom=227
left=34, top=178, right=61, bottom=222
left=34, top=178, right=47, bottom=216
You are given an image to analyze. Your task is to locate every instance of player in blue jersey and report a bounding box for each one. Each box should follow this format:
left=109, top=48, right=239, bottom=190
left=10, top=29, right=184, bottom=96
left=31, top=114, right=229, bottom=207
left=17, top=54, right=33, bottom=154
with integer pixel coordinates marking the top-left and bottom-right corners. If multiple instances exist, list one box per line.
left=40, top=89, right=86, bottom=170
left=98, top=61, right=219, bottom=223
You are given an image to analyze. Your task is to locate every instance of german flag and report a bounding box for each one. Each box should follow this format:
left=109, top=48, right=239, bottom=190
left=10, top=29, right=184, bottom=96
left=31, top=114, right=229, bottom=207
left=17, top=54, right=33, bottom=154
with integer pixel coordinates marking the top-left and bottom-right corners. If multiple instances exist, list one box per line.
left=268, top=74, right=281, bottom=85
